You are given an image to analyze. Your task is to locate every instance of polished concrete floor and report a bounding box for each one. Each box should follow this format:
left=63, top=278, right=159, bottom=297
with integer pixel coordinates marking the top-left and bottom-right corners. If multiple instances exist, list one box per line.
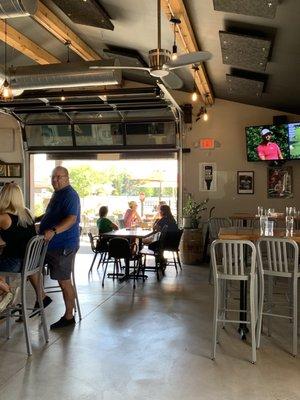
left=0, top=240, right=299, bottom=400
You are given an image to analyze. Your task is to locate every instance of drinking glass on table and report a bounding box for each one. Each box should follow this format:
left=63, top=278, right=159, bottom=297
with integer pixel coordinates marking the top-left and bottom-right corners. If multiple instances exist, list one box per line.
left=285, top=215, right=294, bottom=237
left=259, top=215, right=268, bottom=236
left=265, top=221, right=274, bottom=236
left=257, top=206, right=264, bottom=216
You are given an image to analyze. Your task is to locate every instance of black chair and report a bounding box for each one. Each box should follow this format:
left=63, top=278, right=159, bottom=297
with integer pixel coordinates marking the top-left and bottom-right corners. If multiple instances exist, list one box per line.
left=139, top=226, right=168, bottom=280
left=102, top=237, right=140, bottom=288
left=163, top=229, right=183, bottom=272
left=88, top=232, right=108, bottom=274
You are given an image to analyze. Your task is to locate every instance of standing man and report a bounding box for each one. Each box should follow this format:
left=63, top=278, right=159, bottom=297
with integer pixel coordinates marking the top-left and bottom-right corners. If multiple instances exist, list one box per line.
left=256, top=128, right=283, bottom=160
left=39, top=166, right=80, bottom=329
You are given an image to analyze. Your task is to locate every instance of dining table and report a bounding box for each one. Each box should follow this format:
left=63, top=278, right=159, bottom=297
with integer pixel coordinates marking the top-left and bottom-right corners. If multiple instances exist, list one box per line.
left=218, top=226, right=300, bottom=340
left=101, top=228, right=154, bottom=282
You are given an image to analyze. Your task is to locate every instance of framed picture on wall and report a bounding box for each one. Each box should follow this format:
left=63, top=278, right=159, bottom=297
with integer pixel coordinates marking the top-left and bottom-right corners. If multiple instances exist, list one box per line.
left=0, top=164, right=7, bottom=177
left=267, top=166, right=293, bottom=198
left=237, top=171, right=254, bottom=194
left=6, top=163, right=22, bottom=178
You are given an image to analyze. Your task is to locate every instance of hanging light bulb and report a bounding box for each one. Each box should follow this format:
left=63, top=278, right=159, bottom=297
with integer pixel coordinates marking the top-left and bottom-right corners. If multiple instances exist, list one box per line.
left=191, top=65, right=199, bottom=102
left=170, top=17, right=181, bottom=61
left=203, top=109, right=208, bottom=121
left=61, top=90, right=66, bottom=101
left=0, top=20, right=14, bottom=102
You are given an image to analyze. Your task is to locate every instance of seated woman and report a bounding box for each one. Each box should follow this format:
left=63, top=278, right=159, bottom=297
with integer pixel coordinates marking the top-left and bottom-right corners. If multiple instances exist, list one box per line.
left=148, top=205, right=178, bottom=254
left=152, top=201, right=167, bottom=224
left=0, top=183, right=51, bottom=313
left=97, top=206, right=118, bottom=234
left=124, top=201, right=142, bottom=228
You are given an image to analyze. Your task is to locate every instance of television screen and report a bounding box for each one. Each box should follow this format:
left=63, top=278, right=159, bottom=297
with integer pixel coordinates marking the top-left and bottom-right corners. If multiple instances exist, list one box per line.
left=288, top=122, right=300, bottom=159
left=246, top=124, right=290, bottom=161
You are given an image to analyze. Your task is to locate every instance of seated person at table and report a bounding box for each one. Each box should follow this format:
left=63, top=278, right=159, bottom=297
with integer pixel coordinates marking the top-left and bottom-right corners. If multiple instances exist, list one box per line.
left=148, top=205, right=179, bottom=254
left=0, top=183, right=51, bottom=313
left=152, top=201, right=167, bottom=224
left=97, top=206, right=118, bottom=233
left=124, top=201, right=142, bottom=228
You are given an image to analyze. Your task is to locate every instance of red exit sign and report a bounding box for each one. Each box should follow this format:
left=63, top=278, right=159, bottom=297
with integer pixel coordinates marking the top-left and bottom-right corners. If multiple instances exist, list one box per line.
left=200, top=138, right=215, bottom=149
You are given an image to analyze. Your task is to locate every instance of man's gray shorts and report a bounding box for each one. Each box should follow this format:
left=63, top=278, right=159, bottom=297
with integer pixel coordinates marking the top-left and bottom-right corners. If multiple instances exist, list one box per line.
left=45, top=248, right=77, bottom=281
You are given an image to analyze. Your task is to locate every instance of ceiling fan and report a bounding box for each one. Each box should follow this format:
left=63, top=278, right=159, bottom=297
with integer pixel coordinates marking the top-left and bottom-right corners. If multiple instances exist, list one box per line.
left=90, top=0, right=211, bottom=89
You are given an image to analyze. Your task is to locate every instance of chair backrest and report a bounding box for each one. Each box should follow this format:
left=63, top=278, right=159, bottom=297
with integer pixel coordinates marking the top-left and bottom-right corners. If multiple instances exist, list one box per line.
left=23, top=235, right=48, bottom=276
left=211, top=239, right=256, bottom=278
left=257, top=237, right=299, bottom=275
left=157, top=225, right=169, bottom=252
left=88, top=232, right=98, bottom=253
left=108, top=237, right=131, bottom=259
left=208, top=217, right=232, bottom=241
left=163, top=229, right=183, bottom=251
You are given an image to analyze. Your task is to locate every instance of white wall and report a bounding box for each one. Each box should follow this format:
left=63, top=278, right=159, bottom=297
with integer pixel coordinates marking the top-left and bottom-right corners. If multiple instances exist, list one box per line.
left=173, top=95, right=300, bottom=217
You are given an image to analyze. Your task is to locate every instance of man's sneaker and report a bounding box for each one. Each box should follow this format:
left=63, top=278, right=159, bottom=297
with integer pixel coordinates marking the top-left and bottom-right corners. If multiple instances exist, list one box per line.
left=0, top=292, right=13, bottom=313
left=50, top=316, right=75, bottom=330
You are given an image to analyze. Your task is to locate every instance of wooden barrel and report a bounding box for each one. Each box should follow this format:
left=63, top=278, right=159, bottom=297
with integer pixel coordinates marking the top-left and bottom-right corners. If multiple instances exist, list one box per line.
left=179, top=228, right=203, bottom=265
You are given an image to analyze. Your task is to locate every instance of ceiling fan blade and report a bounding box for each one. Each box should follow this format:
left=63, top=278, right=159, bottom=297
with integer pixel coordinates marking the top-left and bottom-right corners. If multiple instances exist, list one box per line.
left=89, top=65, right=151, bottom=71
left=165, top=51, right=212, bottom=70
left=160, top=72, right=183, bottom=89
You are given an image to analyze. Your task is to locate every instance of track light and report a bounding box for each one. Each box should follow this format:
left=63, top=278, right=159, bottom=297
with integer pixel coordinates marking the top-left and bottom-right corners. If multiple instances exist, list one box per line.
left=170, top=17, right=181, bottom=61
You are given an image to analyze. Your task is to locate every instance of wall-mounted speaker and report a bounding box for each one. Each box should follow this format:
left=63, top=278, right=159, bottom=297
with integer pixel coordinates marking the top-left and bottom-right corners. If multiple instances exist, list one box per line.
left=181, top=104, right=193, bottom=124
left=273, top=115, right=288, bottom=125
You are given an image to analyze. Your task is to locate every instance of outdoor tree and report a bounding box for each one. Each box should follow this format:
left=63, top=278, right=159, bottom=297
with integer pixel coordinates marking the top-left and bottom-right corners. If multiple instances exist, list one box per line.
left=69, top=166, right=108, bottom=197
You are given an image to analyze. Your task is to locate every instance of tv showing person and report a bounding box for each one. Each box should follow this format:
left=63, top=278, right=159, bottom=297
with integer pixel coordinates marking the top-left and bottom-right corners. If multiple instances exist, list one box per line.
left=256, top=128, right=283, bottom=160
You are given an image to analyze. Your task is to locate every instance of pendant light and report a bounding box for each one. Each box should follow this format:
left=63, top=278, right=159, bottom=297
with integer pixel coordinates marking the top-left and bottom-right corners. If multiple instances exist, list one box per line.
left=170, top=17, right=181, bottom=61
left=1, top=20, right=13, bottom=102
left=191, top=65, right=199, bottom=102
left=60, top=40, right=71, bottom=102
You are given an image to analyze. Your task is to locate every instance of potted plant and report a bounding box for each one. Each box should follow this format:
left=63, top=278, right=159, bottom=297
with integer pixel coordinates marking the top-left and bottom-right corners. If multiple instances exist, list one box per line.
left=183, top=195, right=208, bottom=229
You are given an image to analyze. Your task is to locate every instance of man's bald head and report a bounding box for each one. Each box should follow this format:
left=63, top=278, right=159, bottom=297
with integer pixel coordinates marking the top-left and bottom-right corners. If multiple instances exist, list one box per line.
left=51, top=166, right=70, bottom=191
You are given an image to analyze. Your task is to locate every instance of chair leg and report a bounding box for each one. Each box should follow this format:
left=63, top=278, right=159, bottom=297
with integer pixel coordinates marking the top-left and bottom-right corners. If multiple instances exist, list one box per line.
left=88, top=253, right=98, bottom=274
left=211, top=278, right=219, bottom=360
left=267, top=276, right=273, bottom=337
left=176, top=251, right=182, bottom=270
left=256, top=272, right=264, bottom=349
left=21, top=279, right=32, bottom=356
left=97, top=253, right=104, bottom=270
left=102, top=258, right=109, bottom=287
left=37, top=271, right=49, bottom=342
left=71, top=266, right=82, bottom=321
left=250, top=275, right=257, bottom=364
left=292, top=277, right=298, bottom=356
left=172, top=252, right=178, bottom=273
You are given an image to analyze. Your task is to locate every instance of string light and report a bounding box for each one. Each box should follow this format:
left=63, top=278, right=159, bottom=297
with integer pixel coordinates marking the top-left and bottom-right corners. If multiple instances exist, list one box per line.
left=61, top=90, right=66, bottom=101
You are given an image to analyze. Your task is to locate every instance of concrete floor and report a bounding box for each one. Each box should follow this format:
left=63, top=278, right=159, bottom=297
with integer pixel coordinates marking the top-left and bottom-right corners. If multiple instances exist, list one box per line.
left=0, top=240, right=299, bottom=400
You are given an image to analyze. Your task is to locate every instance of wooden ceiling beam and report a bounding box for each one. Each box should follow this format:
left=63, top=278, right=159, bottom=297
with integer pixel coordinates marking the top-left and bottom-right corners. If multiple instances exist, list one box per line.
left=0, top=20, right=59, bottom=65
left=32, top=1, right=101, bottom=61
left=161, top=0, right=214, bottom=105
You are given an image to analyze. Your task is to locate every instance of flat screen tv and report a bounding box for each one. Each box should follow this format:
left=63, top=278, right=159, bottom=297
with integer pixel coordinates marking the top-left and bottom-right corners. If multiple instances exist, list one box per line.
left=245, top=123, right=298, bottom=161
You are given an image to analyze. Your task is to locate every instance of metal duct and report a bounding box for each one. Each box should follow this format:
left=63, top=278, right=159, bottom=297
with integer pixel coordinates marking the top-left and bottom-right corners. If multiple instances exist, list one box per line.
left=9, top=59, right=122, bottom=90
left=0, top=0, right=37, bottom=18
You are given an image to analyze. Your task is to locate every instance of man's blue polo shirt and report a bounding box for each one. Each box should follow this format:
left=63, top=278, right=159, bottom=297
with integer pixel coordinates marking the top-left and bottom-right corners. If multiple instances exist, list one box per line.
left=39, top=185, right=81, bottom=250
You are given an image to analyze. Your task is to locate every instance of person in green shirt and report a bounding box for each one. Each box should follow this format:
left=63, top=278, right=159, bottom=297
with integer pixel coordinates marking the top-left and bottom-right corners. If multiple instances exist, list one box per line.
left=97, top=206, right=118, bottom=233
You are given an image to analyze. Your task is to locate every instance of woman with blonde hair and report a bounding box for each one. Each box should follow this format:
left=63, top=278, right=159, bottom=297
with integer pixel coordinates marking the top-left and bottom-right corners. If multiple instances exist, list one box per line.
left=123, top=200, right=142, bottom=228
left=0, top=183, right=51, bottom=312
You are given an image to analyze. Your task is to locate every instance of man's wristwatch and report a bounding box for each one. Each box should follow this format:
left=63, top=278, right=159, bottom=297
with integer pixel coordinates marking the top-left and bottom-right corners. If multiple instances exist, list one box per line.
left=51, top=227, right=57, bottom=235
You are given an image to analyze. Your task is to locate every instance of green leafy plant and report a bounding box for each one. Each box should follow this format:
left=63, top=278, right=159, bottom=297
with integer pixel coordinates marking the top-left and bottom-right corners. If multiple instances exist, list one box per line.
left=183, top=195, right=208, bottom=227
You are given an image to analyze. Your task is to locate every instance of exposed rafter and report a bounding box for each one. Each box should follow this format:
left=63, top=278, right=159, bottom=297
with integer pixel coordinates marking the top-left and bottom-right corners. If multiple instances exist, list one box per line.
left=161, top=0, right=214, bottom=105
left=32, top=1, right=101, bottom=61
left=0, top=20, right=59, bottom=65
